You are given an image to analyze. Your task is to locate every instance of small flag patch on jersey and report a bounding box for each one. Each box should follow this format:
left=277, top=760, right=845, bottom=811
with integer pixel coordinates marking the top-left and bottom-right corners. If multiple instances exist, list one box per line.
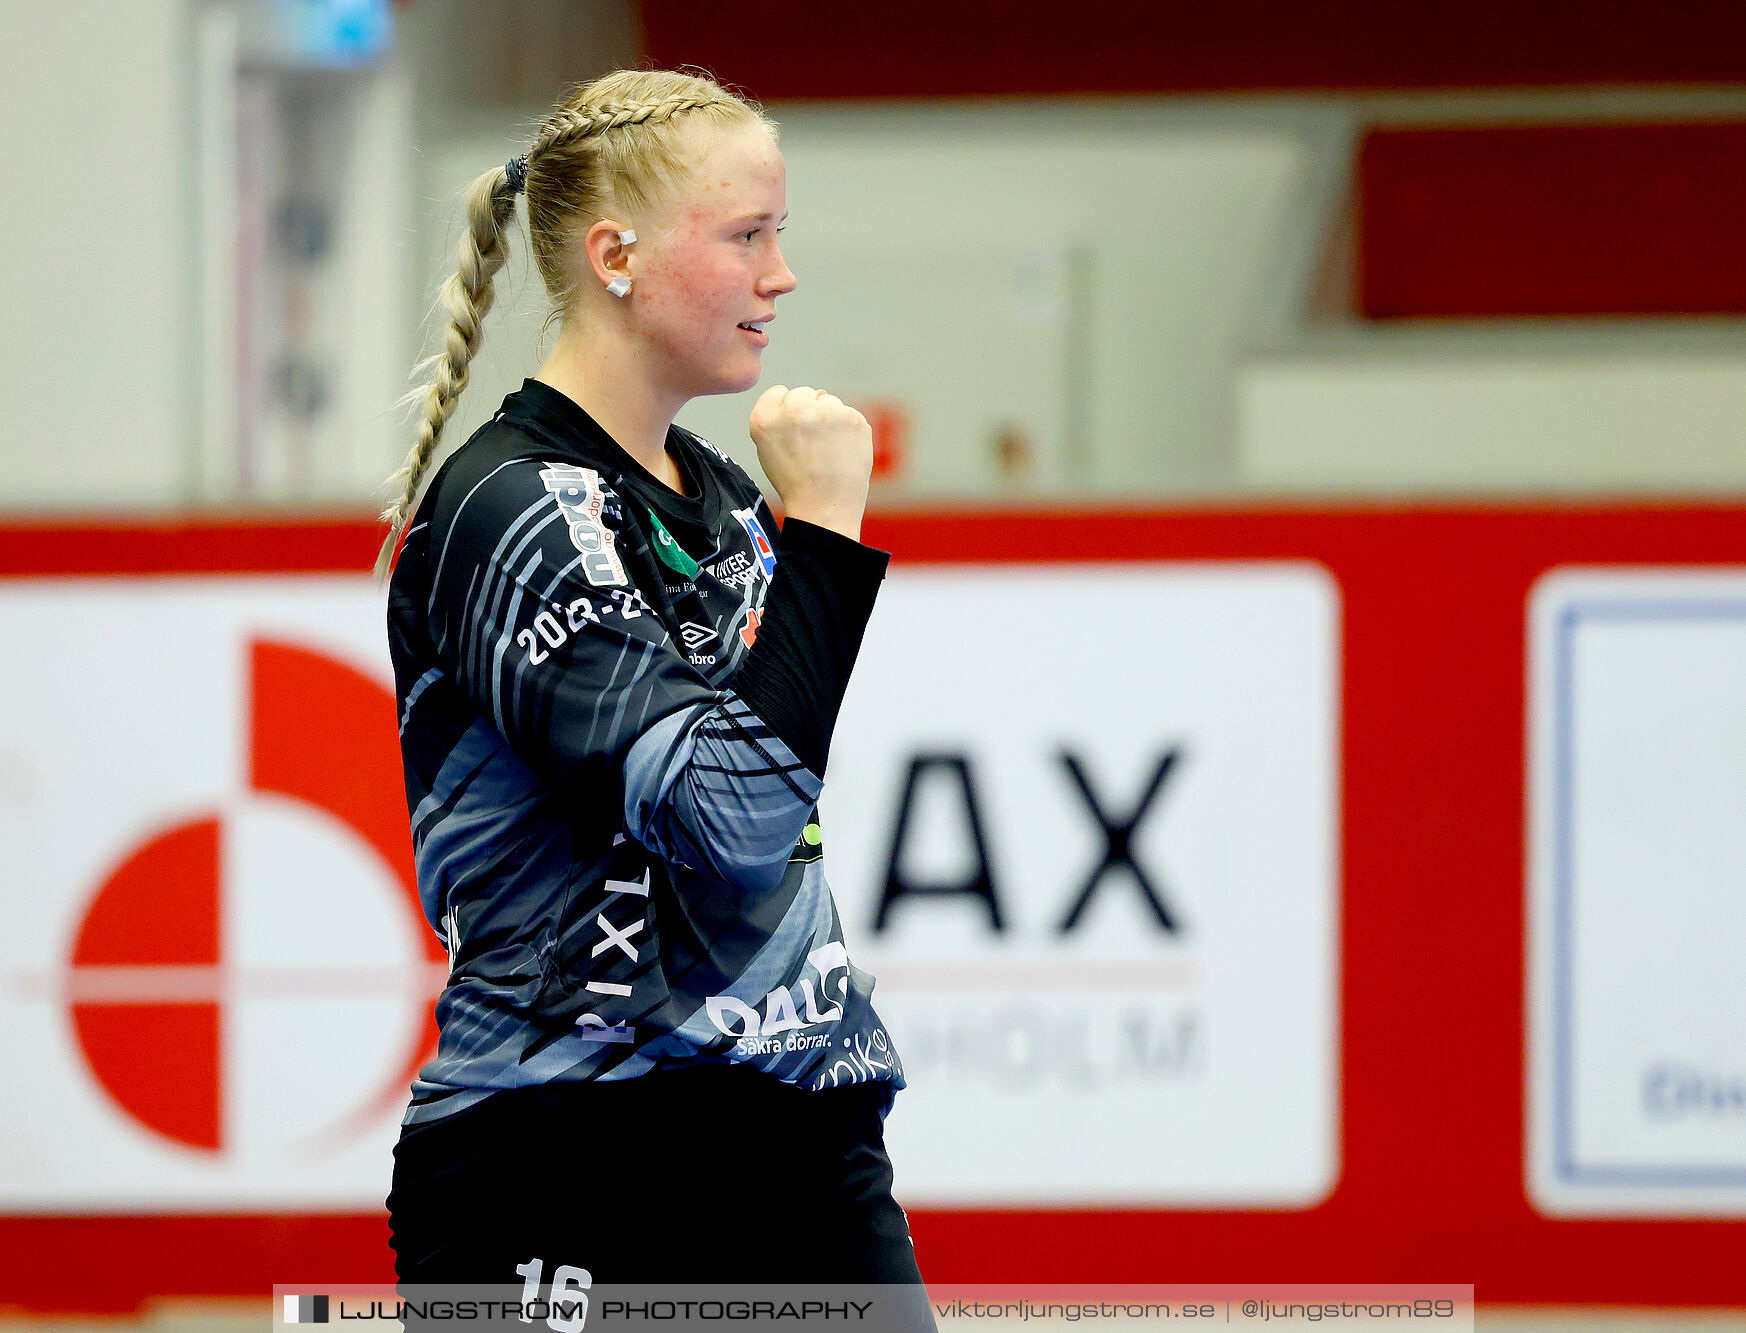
left=284, top=1295, right=329, bottom=1324
left=731, top=506, right=777, bottom=576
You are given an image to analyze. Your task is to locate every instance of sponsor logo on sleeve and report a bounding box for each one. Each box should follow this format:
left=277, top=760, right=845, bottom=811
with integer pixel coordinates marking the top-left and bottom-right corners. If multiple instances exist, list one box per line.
left=539, top=463, right=628, bottom=587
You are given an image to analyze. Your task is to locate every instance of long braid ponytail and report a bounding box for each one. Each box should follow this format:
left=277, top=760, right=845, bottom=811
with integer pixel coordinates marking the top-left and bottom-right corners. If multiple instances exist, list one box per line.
left=375, top=163, right=520, bottom=576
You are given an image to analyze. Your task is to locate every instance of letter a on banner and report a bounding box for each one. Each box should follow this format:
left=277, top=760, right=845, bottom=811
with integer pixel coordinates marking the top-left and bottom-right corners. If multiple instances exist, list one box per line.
left=874, top=753, right=1005, bottom=932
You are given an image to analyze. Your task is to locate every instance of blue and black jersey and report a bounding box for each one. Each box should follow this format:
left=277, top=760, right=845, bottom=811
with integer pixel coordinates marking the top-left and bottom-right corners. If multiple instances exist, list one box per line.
left=387, top=379, right=904, bottom=1126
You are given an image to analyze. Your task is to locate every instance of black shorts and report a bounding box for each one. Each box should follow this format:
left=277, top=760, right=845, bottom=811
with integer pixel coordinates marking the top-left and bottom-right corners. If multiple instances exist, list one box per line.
left=387, top=1062, right=928, bottom=1289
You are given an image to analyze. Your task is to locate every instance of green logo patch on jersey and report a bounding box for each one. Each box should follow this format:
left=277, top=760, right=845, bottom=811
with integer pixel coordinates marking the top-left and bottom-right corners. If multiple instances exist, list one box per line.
left=645, top=508, right=701, bottom=580
left=792, top=820, right=824, bottom=863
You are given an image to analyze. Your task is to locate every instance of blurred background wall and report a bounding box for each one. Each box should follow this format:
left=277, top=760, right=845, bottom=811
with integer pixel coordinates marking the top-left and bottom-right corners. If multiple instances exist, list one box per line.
left=2, top=1, right=1745, bottom=1326
left=7, top=0, right=1745, bottom=514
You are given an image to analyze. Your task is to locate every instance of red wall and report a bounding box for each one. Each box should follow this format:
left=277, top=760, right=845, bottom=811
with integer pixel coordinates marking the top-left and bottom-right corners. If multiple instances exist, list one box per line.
left=3, top=504, right=1744, bottom=1311
left=1360, top=122, right=1746, bottom=317
left=639, top=0, right=1746, bottom=98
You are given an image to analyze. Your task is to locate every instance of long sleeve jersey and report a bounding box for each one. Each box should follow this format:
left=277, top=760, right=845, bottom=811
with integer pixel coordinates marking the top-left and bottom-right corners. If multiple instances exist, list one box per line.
left=387, top=379, right=905, bottom=1126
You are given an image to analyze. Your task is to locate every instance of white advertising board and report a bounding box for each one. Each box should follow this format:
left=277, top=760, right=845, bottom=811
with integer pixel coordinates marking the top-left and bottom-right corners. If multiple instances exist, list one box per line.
left=0, top=563, right=1339, bottom=1212
left=824, top=564, right=1341, bottom=1206
left=0, top=577, right=428, bottom=1212
left=1529, top=568, right=1746, bottom=1217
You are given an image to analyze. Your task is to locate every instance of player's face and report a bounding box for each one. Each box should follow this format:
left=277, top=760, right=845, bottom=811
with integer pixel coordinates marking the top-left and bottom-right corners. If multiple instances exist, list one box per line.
left=631, top=121, right=797, bottom=401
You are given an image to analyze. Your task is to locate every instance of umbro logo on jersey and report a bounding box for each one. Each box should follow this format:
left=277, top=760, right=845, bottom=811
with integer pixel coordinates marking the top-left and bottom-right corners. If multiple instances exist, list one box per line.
left=680, top=620, right=718, bottom=650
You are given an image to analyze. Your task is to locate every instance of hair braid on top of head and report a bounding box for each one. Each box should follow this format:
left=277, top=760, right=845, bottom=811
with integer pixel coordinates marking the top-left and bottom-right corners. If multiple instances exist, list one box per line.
left=375, top=69, right=772, bottom=578
left=534, top=94, right=732, bottom=154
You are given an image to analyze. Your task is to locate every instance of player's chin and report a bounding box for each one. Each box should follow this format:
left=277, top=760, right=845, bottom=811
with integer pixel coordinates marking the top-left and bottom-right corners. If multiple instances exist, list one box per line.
left=712, top=356, right=765, bottom=397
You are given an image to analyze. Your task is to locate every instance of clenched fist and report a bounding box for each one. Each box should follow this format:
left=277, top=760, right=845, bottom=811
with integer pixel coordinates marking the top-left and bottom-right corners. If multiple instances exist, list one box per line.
left=748, top=385, right=873, bottom=542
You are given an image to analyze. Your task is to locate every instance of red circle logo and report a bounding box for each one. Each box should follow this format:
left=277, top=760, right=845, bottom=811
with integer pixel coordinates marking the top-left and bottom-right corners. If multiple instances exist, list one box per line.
left=66, top=640, right=443, bottom=1154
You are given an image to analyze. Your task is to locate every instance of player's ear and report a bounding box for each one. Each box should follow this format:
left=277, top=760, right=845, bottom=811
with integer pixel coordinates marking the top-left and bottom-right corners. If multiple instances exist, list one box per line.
left=586, top=220, right=636, bottom=295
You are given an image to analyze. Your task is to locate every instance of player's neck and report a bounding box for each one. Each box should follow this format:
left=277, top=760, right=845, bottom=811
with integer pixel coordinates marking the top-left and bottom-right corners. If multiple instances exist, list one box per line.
left=536, top=332, right=689, bottom=496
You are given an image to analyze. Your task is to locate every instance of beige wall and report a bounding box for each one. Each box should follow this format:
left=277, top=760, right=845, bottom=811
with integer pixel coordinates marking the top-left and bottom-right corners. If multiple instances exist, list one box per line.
left=0, top=0, right=195, bottom=509
left=1239, top=336, right=1746, bottom=496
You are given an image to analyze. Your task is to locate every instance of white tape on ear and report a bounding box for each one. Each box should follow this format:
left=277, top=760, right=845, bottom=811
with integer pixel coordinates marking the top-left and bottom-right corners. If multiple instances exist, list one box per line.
left=619, top=229, right=637, bottom=245
left=606, top=275, right=632, bottom=298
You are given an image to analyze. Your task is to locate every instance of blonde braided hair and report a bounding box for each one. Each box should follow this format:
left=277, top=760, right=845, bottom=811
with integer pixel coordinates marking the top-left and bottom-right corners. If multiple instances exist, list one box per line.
left=374, top=165, right=518, bottom=576
left=375, top=71, right=771, bottom=576
left=536, top=94, right=732, bottom=150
